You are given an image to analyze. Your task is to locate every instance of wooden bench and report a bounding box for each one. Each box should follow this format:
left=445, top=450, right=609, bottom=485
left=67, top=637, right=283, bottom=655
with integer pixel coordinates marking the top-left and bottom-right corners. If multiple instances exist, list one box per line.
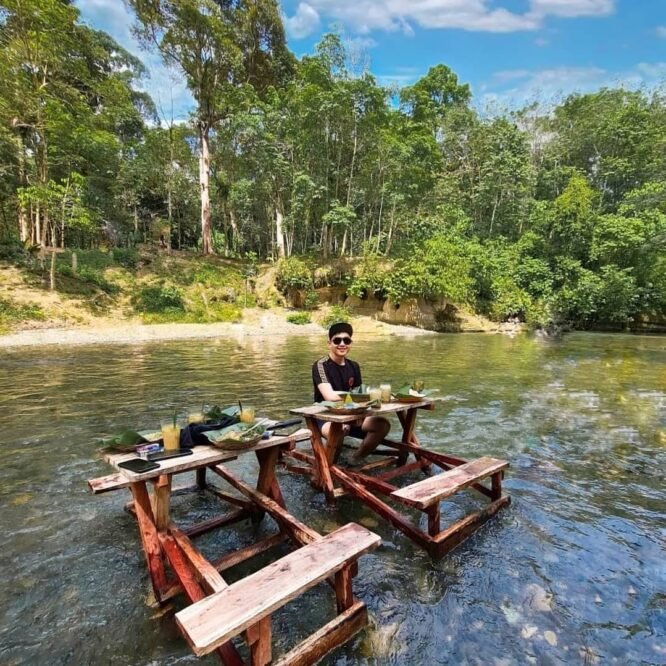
left=176, top=523, right=381, bottom=664
left=391, top=456, right=508, bottom=509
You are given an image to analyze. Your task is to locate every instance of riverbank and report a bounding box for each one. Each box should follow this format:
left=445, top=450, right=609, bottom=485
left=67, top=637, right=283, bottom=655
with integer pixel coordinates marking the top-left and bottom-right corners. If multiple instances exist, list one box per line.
left=0, top=310, right=439, bottom=349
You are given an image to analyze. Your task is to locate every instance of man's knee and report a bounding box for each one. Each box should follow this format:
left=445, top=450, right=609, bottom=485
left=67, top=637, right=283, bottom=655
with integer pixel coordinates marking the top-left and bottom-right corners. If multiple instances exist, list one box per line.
left=364, top=416, right=390, bottom=436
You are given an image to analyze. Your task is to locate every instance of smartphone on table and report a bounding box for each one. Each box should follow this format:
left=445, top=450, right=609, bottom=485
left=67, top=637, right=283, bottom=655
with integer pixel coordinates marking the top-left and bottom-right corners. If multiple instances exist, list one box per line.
left=118, top=458, right=160, bottom=474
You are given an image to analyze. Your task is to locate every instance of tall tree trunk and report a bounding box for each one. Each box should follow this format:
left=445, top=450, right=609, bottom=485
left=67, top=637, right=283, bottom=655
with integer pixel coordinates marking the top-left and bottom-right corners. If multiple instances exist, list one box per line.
left=15, top=134, right=29, bottom=242
left=384, top=199, right=397, bottom=256
left=199, top=122, right=213, bottom=254
left=35, top=203, right=41, bottom=246
left=340, top=228, right=347, bottom=257
left=275, top=199, right=286, bottom=259
left=228, top=207, right=239, bottom=254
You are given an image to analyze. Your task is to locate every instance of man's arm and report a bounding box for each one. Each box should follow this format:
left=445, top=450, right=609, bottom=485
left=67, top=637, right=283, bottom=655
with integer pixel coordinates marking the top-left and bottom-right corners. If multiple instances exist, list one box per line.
left=317, top=381, right=344, bottom=401
left=312, top=358, right=344, bottom=402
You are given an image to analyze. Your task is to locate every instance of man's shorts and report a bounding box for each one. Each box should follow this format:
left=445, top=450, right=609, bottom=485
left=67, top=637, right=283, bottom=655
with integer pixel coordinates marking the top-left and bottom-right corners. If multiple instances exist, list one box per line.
left=315, top=419, right=365, bottom=440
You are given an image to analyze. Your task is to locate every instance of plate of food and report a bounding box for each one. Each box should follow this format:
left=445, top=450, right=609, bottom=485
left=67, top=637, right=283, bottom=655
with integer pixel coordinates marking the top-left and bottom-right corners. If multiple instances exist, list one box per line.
left=392, top=383, right=437, bottom=403
left=320, top=400, right=370, bottom=415
left=203, top=422, right=267, bottom=450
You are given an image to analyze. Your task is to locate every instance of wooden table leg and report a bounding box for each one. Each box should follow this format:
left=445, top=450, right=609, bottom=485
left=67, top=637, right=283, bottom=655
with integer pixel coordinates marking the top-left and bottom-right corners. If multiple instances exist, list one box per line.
left=397, top=409, right=431, bottom=472
left=130, top=482, right=169, bottom=602
left=196, top=468, right=207, bottom=489
left=252, top=447, right=286, bottom=524
left=305, top=417, right=336, bottom=504
left=152, top=474, right=172, bottom=532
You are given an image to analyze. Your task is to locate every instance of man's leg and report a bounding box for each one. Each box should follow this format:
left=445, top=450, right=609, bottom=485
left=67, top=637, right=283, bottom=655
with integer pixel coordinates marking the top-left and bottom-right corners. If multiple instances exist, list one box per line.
left=352, top=416, right=390, bottom=461
left=321, top=422, right=350, bottom=463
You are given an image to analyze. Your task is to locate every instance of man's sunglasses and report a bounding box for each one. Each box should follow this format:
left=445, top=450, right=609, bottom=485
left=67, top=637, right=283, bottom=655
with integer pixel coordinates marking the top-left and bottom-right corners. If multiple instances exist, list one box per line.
left=331, top=336, right=352, bottom=345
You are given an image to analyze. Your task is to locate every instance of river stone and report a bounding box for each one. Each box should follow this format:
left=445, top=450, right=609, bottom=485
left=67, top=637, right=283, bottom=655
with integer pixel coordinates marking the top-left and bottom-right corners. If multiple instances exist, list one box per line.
left=544, top=631, right=558, bottom=646
left=522, top=625, right=539, bottom=639
left=501, top=603, right=521, bottom=625
left=525, top=583, right=553, bottom=611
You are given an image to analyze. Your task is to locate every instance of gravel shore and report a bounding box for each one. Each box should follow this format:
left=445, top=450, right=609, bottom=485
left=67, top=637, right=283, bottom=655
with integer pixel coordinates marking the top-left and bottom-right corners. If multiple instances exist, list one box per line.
left=0, top=311, right=437, bottom=349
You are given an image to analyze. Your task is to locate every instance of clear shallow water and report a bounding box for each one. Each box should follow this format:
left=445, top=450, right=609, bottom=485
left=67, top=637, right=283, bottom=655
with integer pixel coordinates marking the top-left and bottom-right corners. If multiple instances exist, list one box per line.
left=0, top=332, right=664, bottom=665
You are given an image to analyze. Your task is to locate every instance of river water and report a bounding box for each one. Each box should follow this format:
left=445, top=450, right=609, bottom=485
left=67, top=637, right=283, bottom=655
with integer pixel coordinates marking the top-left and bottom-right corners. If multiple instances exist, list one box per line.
left=0, top=332, right=664, bottom=665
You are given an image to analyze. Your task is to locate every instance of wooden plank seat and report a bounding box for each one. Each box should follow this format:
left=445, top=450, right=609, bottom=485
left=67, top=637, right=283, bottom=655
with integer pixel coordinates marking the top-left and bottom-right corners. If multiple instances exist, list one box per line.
left=391, top=456, right=509, bottom=510
left=175, top=522, right=381, bottom=660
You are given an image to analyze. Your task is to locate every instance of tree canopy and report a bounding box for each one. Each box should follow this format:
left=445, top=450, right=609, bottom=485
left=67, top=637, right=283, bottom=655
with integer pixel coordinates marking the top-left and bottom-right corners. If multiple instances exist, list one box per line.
left=0, top=1, right=664, bottom=330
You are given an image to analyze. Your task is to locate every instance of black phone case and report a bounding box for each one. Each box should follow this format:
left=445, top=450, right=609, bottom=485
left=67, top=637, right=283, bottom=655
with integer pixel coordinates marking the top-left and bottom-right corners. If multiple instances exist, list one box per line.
left=118, top=458, right=160, bottom=473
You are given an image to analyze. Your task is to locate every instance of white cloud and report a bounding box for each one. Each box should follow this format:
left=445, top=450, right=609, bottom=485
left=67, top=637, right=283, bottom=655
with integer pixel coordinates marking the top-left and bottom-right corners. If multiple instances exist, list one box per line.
left=657, top=26, right=666, bottom=39
left=75, top=0, right=194, bottom=122
left=284, top=3, right=321, bottom=39
left=529, top=0, right=614, bottom=19
left=481, top=61, right=666, bottom=110
left=289, top=0, right=615, bottom=36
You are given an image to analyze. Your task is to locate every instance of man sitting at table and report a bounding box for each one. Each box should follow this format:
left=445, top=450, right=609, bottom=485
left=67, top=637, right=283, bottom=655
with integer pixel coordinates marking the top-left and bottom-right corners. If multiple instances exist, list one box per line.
left=312, top=322, right=390, bottom=463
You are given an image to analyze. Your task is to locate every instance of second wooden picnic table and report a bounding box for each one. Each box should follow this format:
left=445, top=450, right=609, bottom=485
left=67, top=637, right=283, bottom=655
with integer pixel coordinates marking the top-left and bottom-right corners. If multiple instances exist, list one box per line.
left=286, top=400, right=510, bottom=558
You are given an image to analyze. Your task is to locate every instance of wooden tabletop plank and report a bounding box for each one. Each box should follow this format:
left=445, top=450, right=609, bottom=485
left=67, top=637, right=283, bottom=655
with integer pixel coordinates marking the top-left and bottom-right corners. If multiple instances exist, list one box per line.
left=103, top=429, right=311, bottom=483
left=88, top=472, right=132, bottom=494
left=175, top=523, right=381, bottom=657
left=391, top=456, right=509, bottom=509
left=290, top=401, right=433, bottom=423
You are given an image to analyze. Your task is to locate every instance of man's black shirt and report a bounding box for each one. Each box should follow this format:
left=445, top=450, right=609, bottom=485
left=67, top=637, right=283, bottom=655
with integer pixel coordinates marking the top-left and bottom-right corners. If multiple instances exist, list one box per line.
left=312, top=356, right=362, bottom=402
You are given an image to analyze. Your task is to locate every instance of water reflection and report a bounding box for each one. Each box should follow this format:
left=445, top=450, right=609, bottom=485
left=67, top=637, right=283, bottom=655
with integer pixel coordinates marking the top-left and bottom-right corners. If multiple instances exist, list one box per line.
left=1, top=332, right=664, bottom=665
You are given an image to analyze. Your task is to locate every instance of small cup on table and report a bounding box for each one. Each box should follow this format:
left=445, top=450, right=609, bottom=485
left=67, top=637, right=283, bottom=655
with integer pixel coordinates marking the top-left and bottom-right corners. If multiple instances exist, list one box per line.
left=239, top=405, right=256, bottom=424
left=368, top=387, right=382, bottom=407
left=380, top=383, right=392, bottom=403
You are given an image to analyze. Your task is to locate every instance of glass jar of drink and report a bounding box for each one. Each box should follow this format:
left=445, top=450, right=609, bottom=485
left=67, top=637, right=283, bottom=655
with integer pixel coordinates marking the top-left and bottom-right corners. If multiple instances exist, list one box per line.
left=380, top=383, right=392, bottom=402
left=239, top=405, right=256, bottom=423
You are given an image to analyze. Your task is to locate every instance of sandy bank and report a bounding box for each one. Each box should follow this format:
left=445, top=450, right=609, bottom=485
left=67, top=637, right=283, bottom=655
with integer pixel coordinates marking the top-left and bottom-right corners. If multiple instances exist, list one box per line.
left=0, top=311, right=438, bottom=349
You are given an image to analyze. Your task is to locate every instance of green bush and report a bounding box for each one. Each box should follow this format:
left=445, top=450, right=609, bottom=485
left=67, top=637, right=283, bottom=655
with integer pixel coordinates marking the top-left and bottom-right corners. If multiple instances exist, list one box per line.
left=57, top=264, right=119, bottom=294
left=303, top=290, right=319, bottom=310
left=276, top=257, right=313, bottom=292
left=489, top=275, right=533, bottom=321
left=347, top=254, right=388, bottom=299
left=0, top=297, right=45, bottom=333
left=133, top=284, right=185, bottom=314
left=386, top=235, right=473, bottom=304
left=183, top=299, right=242, bottom=323
left=110, top=248, right=139, bottom=269
left=0, top=240, right=25, bottom=261
left=321, top=305, right=351, bottom=329
left=287, top=311, right=312, bottom=325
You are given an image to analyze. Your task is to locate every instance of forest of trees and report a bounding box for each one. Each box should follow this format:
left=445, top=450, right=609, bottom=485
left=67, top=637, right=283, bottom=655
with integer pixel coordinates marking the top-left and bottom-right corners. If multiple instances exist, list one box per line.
left=1, top=0, right=665, bottom=329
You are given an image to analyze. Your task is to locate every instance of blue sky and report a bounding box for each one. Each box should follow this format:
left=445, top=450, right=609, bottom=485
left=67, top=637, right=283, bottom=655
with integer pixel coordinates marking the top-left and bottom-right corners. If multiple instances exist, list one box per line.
left=75, top=0, right=665, bottom=120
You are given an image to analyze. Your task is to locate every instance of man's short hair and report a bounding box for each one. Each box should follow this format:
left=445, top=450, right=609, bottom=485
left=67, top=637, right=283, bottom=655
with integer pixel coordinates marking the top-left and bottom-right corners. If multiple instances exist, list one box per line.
left=328, top=322, right=353, bottom=339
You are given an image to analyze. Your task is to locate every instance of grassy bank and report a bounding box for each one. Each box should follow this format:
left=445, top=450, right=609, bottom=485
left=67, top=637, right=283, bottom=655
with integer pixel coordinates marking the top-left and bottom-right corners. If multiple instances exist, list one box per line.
left=0, top=246, right=358, bottom=334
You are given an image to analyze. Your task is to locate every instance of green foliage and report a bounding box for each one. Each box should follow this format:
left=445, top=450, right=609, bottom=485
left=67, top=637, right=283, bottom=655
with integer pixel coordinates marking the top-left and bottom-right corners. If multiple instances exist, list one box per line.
left=133, top=284, right=185, bottom=315
left=347, top=253, right=388, bottom=299
left=0, top=2, right=664, bottom=331
left=286, top=311, right=312, bottom=325
left=321, top=305, right=351, bottom=329
left=275, top=257, right=313, bottom=291
left=322, top=201, right=356, bottom=229
left=57, top=264, right=119, bottom=295
left=386, top=235, right=473, bottom=303
left=183, top=298, right=242, bottom=324
left=303, top=290, right=319, bottom=310
left=0, top=297, right=45, bottom=333
left=110, top=248, right=139, bottom=269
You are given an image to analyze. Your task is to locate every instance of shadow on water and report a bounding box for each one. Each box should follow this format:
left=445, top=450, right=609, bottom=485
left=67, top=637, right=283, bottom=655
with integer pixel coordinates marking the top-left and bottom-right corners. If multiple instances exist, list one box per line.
left=0, top=332, right=664, bottom=664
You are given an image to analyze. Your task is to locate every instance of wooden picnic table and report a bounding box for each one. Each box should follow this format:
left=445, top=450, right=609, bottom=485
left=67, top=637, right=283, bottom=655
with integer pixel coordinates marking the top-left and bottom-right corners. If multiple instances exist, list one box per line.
left=88, top=428, right=381, bottom=665
left=287, top=401, right=510, bottom=558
